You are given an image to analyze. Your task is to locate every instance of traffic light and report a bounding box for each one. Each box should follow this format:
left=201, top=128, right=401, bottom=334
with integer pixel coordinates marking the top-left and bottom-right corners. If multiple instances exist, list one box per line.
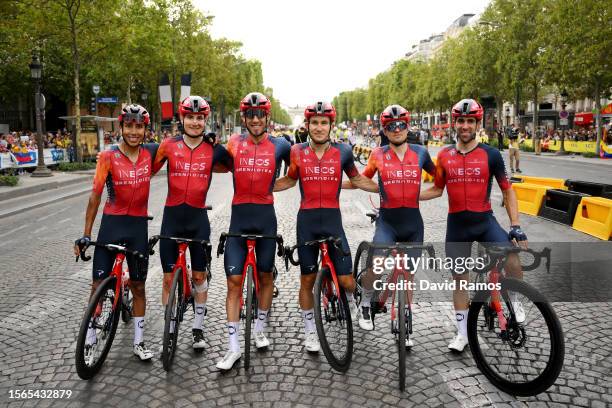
left=90, top=97, right=96, bottom=114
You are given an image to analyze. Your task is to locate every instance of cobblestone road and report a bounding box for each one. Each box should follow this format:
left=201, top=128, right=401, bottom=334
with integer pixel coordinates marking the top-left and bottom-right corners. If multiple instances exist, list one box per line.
left=0, top=163, right=610, bottom=407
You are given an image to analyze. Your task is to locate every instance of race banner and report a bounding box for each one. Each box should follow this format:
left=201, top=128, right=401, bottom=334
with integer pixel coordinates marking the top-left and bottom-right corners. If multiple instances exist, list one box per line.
left=12, top=151, right=37, bottom=165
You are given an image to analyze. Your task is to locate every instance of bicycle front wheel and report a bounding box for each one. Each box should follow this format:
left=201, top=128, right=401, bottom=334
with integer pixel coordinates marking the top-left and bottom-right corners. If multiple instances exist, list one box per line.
left=397, top=276, right=407, bottom=391
left=314, top=267, right=353, bottom=372
left=244, top=265, right=255, bottom=369
left=75, top=276, right=121, bottom=380
left=162, top=267, right=184, bottom=371
left=468, top=277, right=564, bottom=396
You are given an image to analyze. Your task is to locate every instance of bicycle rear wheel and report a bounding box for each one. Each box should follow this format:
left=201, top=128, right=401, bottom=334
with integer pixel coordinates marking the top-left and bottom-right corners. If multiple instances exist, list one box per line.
left=121, top=281, right=133, bottom=323
left=162, top=267, right=184, bottom=371
left=468, top=278, right=564, bottom=396
left=244, top=265, right=255, bottom=369
left=75, top=277, right=121, bottom=379
left=314, top=267, right=353, bottom=372
left=397, top=276, right=407, bottom=391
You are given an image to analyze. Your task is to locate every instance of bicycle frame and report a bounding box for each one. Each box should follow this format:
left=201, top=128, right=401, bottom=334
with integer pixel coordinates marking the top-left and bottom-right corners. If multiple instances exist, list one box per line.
left=171, top=241, right=192, bottom=301
left=319, top=241, right=343, bottom=307
left=373, top=249, right=413, bottom=326
left=239, top=239, right=259, bottom=309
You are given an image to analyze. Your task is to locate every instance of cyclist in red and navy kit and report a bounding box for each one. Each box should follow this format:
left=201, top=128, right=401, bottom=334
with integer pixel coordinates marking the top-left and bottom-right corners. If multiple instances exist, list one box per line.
left=74, top=104, right=157, bottom=361
left=345, top=104, right=436, bottom=347
left=217, top=92, right=291, bottom=370
left=421, top=99, right=528, bottom=352
left=153, top=96, right=232, bottom=350
left=274, top=102, right=377, bottom=353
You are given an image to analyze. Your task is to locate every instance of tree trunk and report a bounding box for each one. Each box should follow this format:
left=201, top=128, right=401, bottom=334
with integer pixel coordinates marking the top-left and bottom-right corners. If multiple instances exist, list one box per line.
left=595, top=80, right=601, bottom=156
left=532, top=83, right=538, bottom=140
left=69, top=9, right=82, bottom=163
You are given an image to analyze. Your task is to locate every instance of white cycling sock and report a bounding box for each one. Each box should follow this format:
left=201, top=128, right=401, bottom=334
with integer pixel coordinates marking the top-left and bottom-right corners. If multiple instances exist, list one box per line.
left=302, top=308, right=316, bottom=334
left=193, top=302, right=206, bottom=330
left=133, top=317, right=145, bottom=345
left=455, top=310, right=468, bottom=338
left=86, top=320, right=97, bottom=345
left=346, top=292, right=355, bottom=302
left=360, top=290, right=373, bottom=308
left=228, top=322, right=240, bottom=353
left=254, top=309, right=269, bottom=333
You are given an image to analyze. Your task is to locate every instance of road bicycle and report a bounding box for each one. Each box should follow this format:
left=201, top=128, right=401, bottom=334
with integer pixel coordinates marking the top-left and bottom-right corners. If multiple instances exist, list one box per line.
left=353, top=213, right=436, bottom=390
left=217, top=232, right=284, bottom=369
left=147, top=234, right=212, bottom=371
left=468, top=245, right=564, bottom=396
left=74, top=241, right=144, bottom=379
left=284, top=236, right=354, bottom=372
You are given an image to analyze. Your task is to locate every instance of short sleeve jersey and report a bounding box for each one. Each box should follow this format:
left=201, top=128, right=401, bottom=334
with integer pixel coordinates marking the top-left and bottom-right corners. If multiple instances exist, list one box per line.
left=434, top=143, right=511, bottom=213
left=226, top=133, right=290, bottom=205
left=92, top=144, right=158, bottom=217
left=363, top=144, right=435, bottom=209
left=152, top=136, right=232, bottom=208
left=287, top=142, right=359, bottom=209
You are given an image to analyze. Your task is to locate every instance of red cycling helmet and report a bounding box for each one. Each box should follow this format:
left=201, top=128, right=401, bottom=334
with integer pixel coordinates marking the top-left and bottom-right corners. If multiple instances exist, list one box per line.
left=451, top=99, right=483, bottom=121
left=118, top=104, right=150, bottom=126
left=240, top=92, right=271, bottom=113
left=304, top=101, right=336, bottom=122
left=179, top=96, right=210, bottom=117
left=380, top=105, right=410, bottom=127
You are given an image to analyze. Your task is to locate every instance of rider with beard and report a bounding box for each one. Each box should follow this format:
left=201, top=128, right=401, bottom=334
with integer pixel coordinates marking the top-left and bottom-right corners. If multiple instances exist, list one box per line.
left=274, top=101, right=378, bottom=352
left=345, top=104, right=436, bottom=348
left=153, top=96, right=233, bottom=351
left=420, top=98, right=528, bottom=353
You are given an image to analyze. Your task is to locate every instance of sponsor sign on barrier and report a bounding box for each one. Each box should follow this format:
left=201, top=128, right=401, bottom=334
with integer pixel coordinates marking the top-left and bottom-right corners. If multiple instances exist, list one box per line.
left=0, top=149, right=68, bottom=170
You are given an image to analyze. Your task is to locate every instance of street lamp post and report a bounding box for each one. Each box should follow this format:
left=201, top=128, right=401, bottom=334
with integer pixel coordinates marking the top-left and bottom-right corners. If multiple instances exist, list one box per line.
left=558, top=89, right=569, bottom=155
left=141, top=91, right=149, bottom=134
left=29, top=51, right=52, bottom=177
left=505, top=107, right=510, bottom=128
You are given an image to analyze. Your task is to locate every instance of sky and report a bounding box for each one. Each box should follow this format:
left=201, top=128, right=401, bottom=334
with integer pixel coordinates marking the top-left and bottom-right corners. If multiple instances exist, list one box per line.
left=195, top=0, right=490, bottom=107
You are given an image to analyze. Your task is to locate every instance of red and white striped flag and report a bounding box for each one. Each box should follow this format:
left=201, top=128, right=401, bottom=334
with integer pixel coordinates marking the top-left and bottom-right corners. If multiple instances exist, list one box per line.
left=159, top=73, right=173, bottom=120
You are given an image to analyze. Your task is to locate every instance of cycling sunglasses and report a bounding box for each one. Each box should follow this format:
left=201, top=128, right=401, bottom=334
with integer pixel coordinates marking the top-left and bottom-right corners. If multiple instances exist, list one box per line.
left=385, top=121, right=408, bottom=132
left=244, top=109, right=267, bottom=119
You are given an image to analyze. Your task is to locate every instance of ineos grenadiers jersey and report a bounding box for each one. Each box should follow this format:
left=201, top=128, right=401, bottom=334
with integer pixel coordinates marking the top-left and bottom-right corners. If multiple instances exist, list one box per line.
left=226, top=133, right=290, bottom=205
left=287, top=142, right=359, bottom=209
left=92, top=144, right=158, bottom=217
left=363, top=144, right=435, bottom=209
left=153, top=136, right=232, bottom=208
left=434, top=143, right=511, bottom=213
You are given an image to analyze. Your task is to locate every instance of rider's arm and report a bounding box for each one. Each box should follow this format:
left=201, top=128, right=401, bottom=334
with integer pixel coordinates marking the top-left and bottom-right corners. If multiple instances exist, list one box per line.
left=348, top=174, right=378, bottom=193
left=212, top=144, right=233, bottom=173
left=502, top=188, right=520, bottom=226
left=344, top=147, right=377, bottom=189
left=420, top=161, right=445, bottom=200
left=151, top=140, right=167, bottom=175
left=274, top=144, right=298, bottom=191
left=274, top=176, right=297, bottom=191
left=83, top=192, right=102, bottom=237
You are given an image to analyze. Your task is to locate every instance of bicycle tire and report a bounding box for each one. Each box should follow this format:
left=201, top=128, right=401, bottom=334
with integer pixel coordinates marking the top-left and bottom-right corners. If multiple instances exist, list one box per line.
left=162, top=267, right=183, bottom=371
left=75, top=277, right=121, bottom=380
left=468, top=278, right=564, bottom=396
left=397, top=276, right=407, bottom=392
left=314, top=267, right=353, bottom=372
left=244, top=265, right=255, bottom=369
left=121, top=282, right=133, bottom=323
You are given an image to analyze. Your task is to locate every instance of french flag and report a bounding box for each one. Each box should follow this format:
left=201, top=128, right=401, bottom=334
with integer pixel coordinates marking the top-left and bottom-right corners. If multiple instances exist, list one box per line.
left=159, top=73, right=173, bottom=120
left=179, top=73, right=192, bottom=104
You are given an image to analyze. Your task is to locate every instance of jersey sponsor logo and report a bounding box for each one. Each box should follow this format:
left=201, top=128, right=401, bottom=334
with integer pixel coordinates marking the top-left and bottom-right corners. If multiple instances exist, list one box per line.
left=385, top=153, right=391, bottom=161
left=114, top=153, right=121, bottom=158
left=178, top=142, right=184, bottom=149
left=305, top=166, right=336, bottom=175
left=385, top=169, right=418, bottom=178
left=119, top=165, right=150, bottom=178
left=448, top=167, right=482, bottom=177
left=174, top=161, right=207, bottom=171
left=239, top=157, right=270, bottom=167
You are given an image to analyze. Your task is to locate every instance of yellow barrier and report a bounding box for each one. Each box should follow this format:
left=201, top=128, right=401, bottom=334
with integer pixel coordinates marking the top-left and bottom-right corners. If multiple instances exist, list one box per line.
left=572, top=196, right=612, bottom=240
left=516, top=176, right=567, bottom=190
left=512, top=183, right=549, bottom=216
left=545, top=140, right=598, bottom=153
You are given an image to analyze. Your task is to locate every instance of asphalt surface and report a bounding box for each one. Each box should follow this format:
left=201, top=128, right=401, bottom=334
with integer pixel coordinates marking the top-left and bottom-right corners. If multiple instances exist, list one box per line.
left=0, top=151, right=610, bottom=407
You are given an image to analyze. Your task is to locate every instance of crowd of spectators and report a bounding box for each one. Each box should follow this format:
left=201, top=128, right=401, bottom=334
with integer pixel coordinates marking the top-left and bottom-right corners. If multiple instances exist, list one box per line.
left=0, top=129, right=73, bottom=153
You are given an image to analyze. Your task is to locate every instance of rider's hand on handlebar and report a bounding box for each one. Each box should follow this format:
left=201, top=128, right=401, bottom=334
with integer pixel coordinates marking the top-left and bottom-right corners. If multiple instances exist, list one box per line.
left=508, top=225, right=528, bottom=249
left=73, top=236, right=91, bottom=258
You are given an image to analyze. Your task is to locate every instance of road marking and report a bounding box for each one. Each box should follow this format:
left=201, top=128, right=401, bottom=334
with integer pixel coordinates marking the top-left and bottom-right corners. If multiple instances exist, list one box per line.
left=32, top=226, right=48, bottom=234
left=39, top=207, right=69, bottom=221
left=58, top=218, right=71, bottom=224
left=352, top=200, right=368, bottom=215
left=0, top=224, right=29, bottom=238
